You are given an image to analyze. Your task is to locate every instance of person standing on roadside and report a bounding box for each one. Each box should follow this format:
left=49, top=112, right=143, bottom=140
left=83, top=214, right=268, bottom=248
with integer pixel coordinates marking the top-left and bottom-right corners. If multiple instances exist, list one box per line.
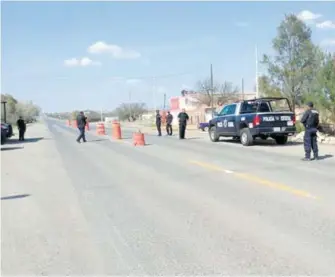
left=166, top=111, right=173, bottom=136
left=156, top=110, right=162, bottom=136
left=300, top=102, right=319, bottom=161
left=16, top=116, right=26, bottom=141
left=178, top=108, right=189, bottom=139
left=76, top=111, right=87, bottom=143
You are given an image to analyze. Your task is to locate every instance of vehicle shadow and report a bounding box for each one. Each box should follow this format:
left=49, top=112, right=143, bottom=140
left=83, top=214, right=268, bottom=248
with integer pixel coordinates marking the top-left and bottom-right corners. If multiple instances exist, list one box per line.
left=1, top=194, right=31, bottom=200
left=221, top=138, right=303, bottom=147
left=5, top=137, right=46, bottom=144
left=1, top=146, right=24, bottom=151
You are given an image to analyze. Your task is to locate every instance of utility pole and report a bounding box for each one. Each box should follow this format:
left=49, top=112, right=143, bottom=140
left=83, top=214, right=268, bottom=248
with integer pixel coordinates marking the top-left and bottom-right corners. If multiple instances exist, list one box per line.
left=210, top=63, right=214, bottom=116
left=163, top=93, right=166, bottom=109
left=255, top=44, right=259, bottom=98
left=241, top=78, right=245, bottom=100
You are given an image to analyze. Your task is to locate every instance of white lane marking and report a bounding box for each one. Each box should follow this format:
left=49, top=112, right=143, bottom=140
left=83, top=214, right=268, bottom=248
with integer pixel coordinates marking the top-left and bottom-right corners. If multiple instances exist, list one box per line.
left=224, top=170, right=234, bottom=174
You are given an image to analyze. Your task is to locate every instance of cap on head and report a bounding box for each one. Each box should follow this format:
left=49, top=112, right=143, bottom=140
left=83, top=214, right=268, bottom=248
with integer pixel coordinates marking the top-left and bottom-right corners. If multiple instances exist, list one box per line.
left=306, top=102, right=314, bottom=108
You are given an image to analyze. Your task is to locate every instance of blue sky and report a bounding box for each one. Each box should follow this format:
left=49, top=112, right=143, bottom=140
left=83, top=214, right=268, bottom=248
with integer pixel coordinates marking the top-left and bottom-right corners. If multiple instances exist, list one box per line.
left=2, top=1, right=335, bottom=112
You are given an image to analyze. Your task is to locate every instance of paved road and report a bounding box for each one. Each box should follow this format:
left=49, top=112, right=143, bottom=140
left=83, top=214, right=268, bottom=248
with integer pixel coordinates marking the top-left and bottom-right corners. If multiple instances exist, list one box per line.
left=2, top=118, right=335, bottom=275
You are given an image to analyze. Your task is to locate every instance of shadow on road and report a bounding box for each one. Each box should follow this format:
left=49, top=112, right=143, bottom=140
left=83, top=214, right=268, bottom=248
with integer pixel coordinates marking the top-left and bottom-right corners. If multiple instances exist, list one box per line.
left=1, top=194, right=31, bottom=200
left=221, top=138, right=303, bottom=147
left=87, top=138, right=109, bottom=142
left=318, top=154, right=333, bottom=160
left=6, top=137, right=46, bottom=144
left=1, top=146, right=24, bottom=151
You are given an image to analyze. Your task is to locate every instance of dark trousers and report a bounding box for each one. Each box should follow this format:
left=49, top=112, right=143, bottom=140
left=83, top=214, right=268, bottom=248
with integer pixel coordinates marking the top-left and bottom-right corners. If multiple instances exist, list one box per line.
left=179, top=123, right=186, bottom=139
left=19, top=129, right=25, bottom=141
left=304, top=128, right=318, bottom=158
left=156, top=123, right=162, bottom=136
left=166, top=123, right=172, bottom=135
left=77, top=127, right=86, bottom=142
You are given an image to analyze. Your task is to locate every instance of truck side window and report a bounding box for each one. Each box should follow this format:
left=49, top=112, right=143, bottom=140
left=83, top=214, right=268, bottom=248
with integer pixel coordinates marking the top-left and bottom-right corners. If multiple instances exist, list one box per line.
left=219, top=105, right=230, bottom=116
left=227, top=104, right=236, bottom=115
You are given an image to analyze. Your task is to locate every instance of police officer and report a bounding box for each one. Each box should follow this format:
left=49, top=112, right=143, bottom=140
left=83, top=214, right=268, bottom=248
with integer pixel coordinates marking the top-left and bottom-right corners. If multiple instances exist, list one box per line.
left=76, top=111, right=87, bottom=143
left=16, top=116, right=26, bottom=141
left=166, top=111, right=173, bottom=136
left=155, top=110, right=162, bottom=136
left=300, top=102, right=319, bottom=161
left=178, top=108, right=189, bottom=139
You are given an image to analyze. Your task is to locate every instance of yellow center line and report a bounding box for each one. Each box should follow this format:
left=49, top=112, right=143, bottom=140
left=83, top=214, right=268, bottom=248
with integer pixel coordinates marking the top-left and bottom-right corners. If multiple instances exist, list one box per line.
left=189, top=160, right=319, bottom=200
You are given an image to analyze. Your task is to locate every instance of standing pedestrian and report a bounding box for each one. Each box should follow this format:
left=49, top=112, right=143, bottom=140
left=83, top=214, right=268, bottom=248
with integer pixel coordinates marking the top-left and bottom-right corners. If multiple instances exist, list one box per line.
left=76, top=111, right=87, bottom=143
left=178, top=108, right=189, bottom=139
left=156, top=110, right=162, bottom=136
left=300, top=102, right=319, bottom=161
left=166, top=111, right=173, bottom=136
left=16, top=116, right=26, bottom=141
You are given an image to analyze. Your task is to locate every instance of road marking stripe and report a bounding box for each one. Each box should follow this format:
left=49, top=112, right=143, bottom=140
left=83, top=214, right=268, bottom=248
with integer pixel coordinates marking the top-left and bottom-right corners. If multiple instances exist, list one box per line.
left=189, top=160, right=318, bottom=200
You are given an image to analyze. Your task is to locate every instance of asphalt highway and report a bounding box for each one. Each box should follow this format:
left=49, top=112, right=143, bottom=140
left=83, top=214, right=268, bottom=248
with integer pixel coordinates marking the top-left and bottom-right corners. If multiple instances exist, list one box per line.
left=2, top=118, right=335, bottom=275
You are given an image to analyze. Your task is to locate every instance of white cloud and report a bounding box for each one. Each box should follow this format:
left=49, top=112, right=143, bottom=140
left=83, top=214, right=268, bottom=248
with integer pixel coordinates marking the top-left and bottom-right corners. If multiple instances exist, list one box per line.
left=126, top=79, right=142, bottom=84
left=87, top=41, right=141, bottom=59
left=316, top=20, right=335, bottom=29
left=235, top=22, right=249, bottom=27
left=297, top=10, right=322, bottom=22
left=64, top=57, right=101, bottom=67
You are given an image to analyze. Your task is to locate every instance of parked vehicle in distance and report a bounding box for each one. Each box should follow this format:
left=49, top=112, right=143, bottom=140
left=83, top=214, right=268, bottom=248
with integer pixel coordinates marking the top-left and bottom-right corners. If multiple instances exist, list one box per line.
left=1, top=125, right=8, bottom=144
left=208, top=97, right=297, bottom=146
left=1, top=123, right=13, bottom=138
left=198, top=122, right=210, bottom=132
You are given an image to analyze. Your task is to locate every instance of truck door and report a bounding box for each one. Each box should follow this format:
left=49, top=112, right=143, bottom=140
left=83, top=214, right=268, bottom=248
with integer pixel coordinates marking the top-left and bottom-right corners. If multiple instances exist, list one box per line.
left=215, top=105, right=230, bottom=134
left=225, top=104, right=237, bottom=135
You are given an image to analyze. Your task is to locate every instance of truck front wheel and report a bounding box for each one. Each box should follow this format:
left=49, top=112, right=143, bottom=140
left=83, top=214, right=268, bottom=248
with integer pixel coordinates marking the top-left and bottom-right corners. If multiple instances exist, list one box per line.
left=240, top=128, right=254, bottom=146
left=209, top=126, right=219, bottom=142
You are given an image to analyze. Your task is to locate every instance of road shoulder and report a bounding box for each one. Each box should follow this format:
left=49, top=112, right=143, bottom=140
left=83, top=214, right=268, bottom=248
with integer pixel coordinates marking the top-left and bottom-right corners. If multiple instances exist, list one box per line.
left=1, top=122, right=104, bottom=275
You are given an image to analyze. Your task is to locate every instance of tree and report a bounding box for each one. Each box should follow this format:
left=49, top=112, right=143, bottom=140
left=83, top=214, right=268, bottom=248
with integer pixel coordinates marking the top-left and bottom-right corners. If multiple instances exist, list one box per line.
left=258, top=75, right=282, bottom=97
left=113, top=103, right=147, bottom=121
left=194, top=78, right=239, bottom=107
left=262, top=14, right=317, bottom=111
left=305, top=52, right=335, bottom=122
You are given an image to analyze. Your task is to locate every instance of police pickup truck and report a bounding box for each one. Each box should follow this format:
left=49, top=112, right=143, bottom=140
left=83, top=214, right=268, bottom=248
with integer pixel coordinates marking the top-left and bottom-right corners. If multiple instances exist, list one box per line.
left=208, top=97, right=296, bottom=146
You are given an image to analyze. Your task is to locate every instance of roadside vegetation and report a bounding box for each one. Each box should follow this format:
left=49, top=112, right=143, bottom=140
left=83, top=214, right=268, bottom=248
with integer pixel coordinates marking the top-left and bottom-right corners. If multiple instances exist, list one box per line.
left=1, top=94, right=41, bottom=124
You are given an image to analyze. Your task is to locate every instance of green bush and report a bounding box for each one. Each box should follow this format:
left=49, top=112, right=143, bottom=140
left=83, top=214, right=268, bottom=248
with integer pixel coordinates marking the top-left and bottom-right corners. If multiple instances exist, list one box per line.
left=295, top=121, right=305, bottom=133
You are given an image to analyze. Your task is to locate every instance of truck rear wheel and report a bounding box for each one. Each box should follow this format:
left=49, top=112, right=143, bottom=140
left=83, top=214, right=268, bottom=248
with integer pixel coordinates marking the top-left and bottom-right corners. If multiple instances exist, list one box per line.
left=209, top=126, right=219, bottom=142
left=275, top=135, right=288, bottom=145
left=240, top=128, right=254, bottom=146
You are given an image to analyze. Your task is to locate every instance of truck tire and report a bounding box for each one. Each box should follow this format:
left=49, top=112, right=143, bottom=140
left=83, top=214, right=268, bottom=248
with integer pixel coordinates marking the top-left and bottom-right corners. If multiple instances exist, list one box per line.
left=275, top=135, right=288, bottom=145
left=209, top=126, right=219, bottom=142
left=240, top=128, right=254, bottom=146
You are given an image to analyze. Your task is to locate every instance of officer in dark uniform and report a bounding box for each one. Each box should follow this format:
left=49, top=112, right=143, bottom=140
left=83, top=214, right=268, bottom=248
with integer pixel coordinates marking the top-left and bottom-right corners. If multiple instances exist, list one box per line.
left=76, top=111, right=87, bottom=143
left=300, top=102, right=319, bottom=161
left=166, top=111, right=173, bottom=136
left=155, top=110, right=162, bottom=136
left=16, top=116, right=26, bottom=141
left=177, top=108, right=189, bottom=139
